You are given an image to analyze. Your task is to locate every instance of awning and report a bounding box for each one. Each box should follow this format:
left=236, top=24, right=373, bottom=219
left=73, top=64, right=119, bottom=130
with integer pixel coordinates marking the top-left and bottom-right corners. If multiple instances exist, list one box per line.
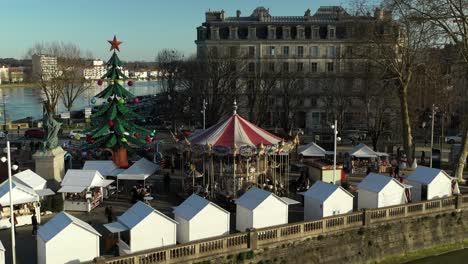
left=35, top=189, right=55, bottom=197
left=104, top=221, right=128, bottom=233
left=96, top=180, right=114, bottom=187
left=57, top=186, right=87, bottom=193
left=280, top=197, right=301, bottom=205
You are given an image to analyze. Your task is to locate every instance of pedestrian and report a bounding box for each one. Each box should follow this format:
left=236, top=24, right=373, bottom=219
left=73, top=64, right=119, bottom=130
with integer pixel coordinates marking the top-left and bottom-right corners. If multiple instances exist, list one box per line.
left=31, top=211, right=38, bottom=236
left=17, top=125, right=20, bottom=136
left=163, top=173, right=171, bottom=193
left=366, top=166, right=372, bottom=175
left=10, top=213, right=18, bottom=234
left=421, top=151, right=426, bottom=166
left=29, top=141, right=34, bottom=152
left=130, top=186, right=138, bottom=203
left=107, top=206, right=114, bottom=223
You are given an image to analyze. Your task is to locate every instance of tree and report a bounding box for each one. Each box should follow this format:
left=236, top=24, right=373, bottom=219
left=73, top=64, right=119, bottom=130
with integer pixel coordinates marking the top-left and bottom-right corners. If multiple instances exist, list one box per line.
left=87, top=36, right=150, bottom=168
left=395, top=0, right=468, bottom=179
left=320, top=77, right=353, bottom=132
left=27, top=42, right=92, bottom=115
left=156, top=49, right=184, bottom=132
left=354, top=1, right=437, bottom=163
left=245, top=70, right=278, bottom=126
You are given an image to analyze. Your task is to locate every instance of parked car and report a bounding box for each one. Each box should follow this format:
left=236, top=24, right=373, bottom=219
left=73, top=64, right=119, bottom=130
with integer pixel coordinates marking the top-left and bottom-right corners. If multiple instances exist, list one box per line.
left=69, top=129, right=86, bottom=139
left=24, top=129, right=45, bottom=139
left=446, top=134, right=462, bottom=144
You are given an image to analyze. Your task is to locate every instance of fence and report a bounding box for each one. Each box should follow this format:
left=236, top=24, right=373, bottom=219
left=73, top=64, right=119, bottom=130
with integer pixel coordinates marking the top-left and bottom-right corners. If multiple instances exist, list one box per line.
left=94, top=194, right=468, bottom=264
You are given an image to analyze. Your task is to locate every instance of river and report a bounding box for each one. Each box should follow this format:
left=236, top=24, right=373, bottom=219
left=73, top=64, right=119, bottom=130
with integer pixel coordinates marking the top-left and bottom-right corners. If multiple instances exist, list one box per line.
left=406, top=248, right=468, bottom=264
left=0, top=80, right=162, bottom=121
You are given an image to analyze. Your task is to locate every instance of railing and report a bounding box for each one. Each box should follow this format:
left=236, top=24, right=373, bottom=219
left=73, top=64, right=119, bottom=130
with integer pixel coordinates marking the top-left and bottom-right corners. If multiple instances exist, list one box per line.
left=95, top=194, right=468, bottom=264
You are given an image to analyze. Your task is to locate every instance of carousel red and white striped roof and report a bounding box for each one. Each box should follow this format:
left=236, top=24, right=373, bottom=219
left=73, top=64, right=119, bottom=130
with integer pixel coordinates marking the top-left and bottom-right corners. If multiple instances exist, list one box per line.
left=189, top=113, right=282, bottom=147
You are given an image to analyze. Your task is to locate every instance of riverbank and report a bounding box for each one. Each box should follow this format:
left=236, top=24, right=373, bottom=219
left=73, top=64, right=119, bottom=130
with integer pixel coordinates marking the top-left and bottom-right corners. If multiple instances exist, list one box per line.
left=404, top=247, right=468, bottom=264
left=0, top=82, right=36, bottom=89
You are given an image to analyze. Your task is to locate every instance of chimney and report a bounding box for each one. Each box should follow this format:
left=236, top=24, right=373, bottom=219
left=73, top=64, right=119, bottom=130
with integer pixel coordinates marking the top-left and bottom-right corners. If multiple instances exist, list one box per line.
left=236, top=10, right=241, bottom=18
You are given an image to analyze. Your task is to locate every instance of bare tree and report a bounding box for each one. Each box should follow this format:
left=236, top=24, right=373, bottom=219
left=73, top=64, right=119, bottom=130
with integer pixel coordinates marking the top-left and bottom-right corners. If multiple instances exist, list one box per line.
left=27, top=42, right=91, bottom=114
left=396, top=0, right=468, bottom=179
left=245, top=68, right=279, bottom=126
left=354, top=1, right=438, bottom=163
left=320, top=77, right=353, bottom=132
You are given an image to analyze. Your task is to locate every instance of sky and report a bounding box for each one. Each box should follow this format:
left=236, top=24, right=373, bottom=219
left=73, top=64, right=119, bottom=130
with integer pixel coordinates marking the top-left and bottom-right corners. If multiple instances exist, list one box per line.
left=1, top=0, right=347, bottom=61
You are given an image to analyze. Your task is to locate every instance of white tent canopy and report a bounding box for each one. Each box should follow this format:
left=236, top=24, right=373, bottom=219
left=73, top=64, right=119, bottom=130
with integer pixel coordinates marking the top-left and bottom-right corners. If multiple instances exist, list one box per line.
left=348, top=143, right=381, bottom=158
left=298, top=142, right=329, bottom=157
left=13, top=169, right=47, bottom=190
left=83, top=161, right=124, bottom=177
left=117, top=158, right=159, bottom=181
left=58, top=170, right=113, bottom=193
left=0, top=180, right=40, bottom=206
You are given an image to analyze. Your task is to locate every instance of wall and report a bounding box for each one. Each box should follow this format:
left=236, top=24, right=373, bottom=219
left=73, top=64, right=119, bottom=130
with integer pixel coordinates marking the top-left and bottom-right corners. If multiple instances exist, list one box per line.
left=252, top=196, right=288, bottom=229
left=358, top=189, right=378, bottom=209
left=428, top=175, right=452, bottom=200
left=323, top=190, right=353, bottom=217
left=189, top=205, right=229, bottom=242
left=95, top=195, right=468, bottom=264
left=246, top=211, right=468, bottom=264
left=132, top=213, right=176, bottom=252
left=49, top=224, right=99, bottom=264
left=379, top=181, right=405, bottom=208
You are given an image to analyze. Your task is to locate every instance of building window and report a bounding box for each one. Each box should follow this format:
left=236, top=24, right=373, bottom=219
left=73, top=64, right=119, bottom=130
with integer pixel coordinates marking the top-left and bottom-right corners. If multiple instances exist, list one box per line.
left=327, top=46, right=336, bottom=57
left=284, top=29, right=290, bottom=39
left=269, top=62, right=275, bottom=72
left=310, top=46, right=319, bottom=57
left=312, top=27, right=319, bottom=39
left=269, top=28, right=276, bottom=39
left=269, top=46, right=276, bottom=56
left=297, top=62, right=303, bottom=72
left=327, top=62, right=334, bottom=72
left=282, top=62, right=289, bottom=72
left=248, top=62, right=255, bottom=72
left=311, top=62, right=318, bottom=73
left=297, top=46, right=304, bottom=58
left=248, top=46, right=255, bottom=58
left=283, top=46, right=289, bottom=56
left=346, top=46, right=353, bottom=57
left=328, top=28, right=336, bottom=39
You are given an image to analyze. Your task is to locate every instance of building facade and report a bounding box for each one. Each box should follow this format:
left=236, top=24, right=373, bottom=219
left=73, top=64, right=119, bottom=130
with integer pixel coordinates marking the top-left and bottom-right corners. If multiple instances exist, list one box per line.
left=0, top=66, right=8, bottom=85
left=83, top=59, right=106, bottom=80
left=32, top=54, right=58, bottom=80
left=195, top=6, right=393, bottom=134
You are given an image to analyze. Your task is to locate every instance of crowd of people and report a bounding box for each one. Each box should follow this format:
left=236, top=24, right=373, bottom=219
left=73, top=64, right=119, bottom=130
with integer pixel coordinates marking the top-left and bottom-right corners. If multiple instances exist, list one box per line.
left=130, top=184, right=153, bottom=203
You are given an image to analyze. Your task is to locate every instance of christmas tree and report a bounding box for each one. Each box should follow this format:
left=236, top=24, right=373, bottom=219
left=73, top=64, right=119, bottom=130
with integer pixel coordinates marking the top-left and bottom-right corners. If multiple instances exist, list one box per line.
left=87, top=36, right=152, bottom=168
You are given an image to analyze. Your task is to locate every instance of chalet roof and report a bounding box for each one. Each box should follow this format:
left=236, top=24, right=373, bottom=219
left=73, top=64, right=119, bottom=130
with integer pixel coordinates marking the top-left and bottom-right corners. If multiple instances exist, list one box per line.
left=38, top=212, right=101, bottom=242
left=407, top=166, right=452, bottom=184
left=304, top=181, right=353, bottom=202
left=235, top=187, right=287, bottom=210
left=174, top=194, right=229, bottom=221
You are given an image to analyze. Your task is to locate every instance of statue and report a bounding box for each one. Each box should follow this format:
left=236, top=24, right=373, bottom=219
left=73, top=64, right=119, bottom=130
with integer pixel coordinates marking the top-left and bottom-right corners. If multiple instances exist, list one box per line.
left=42, top=105, right=62, bottom=151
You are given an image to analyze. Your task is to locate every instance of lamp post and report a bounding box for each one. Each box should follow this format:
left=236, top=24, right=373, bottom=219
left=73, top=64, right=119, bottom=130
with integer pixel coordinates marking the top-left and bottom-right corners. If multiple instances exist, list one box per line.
left=332, top=120, right=338, bottom=184
left=1, top=89, right=7, bottom=141
left=1, top=141, right=19, bottom=264
left=430, top=104, right=437, bottom=168
left=201, top=99, right=207, bottom=130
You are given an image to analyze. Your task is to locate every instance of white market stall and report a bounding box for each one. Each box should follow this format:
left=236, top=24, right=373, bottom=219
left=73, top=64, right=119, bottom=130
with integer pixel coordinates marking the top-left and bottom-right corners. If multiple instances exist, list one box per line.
left=83, top=160, right=124, bottom=178
left=303, top=181, right=354, bottom=220
left=0, top=240, right=4, bottom=264
left=298, top=142, right=329, bottom=158
left=357, top=173, right=409, bottom=209
left=348, top=143, right=390, bottom=174
left=174, top=194, right=230, bottom=243
left=116, top=158, right=158, bottom=192
left=104, top=201, right=177, bottom=255
left=0, top=179, right=52, bottom=229
left=37, top=211, right=101, bottom=264
left=235, top=187, right=289, bottom=231
left=58, top=170, right=113, bottom=212
left=407, top=166, right=458, bottom=202
left=13, top=169, right=55, bottom=197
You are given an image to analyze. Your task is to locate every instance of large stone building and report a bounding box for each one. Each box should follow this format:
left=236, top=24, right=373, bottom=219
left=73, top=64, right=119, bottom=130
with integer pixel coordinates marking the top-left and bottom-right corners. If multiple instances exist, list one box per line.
left=32, top=54, right=58, bottom=80
left=195, top=6, right=393, bottom=134
left=83, top=59, right=106, bottom=80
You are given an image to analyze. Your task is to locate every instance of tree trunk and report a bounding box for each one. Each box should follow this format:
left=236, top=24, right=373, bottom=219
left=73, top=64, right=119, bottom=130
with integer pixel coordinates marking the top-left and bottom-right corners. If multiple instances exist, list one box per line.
left=113, top=147, right=129, bottom=168
left=454, top=125, right=468, bottom=182
left=399, top=85, right=414, bottom=163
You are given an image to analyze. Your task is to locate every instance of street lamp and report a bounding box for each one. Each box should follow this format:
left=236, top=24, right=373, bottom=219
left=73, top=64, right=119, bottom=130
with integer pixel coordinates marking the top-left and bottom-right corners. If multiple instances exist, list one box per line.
left=331, top=120, right=338, bottom=184
left=430, top=104, right=439, bottom=168
left=201, top=99, right=207, bottom=130
left=1, top=141, right=19, bottom=264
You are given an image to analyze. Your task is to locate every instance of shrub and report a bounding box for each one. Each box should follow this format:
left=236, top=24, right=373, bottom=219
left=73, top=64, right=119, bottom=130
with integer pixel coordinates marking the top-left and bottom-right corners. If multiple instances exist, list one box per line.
left=317, top=235, right=325, bottom=240
left=245, top=251, right=254, bottom=260
left=357, top=227, right=365, bottom=236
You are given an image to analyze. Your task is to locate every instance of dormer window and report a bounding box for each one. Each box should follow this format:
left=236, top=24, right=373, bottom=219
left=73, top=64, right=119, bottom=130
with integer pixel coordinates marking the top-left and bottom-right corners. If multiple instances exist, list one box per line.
left=328, top=27, right=336, bottom=39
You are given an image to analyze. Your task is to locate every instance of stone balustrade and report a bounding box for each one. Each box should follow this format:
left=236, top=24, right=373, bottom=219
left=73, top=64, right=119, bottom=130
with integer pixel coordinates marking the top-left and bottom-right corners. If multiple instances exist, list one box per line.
left=92, top=194, right=468, bottom=264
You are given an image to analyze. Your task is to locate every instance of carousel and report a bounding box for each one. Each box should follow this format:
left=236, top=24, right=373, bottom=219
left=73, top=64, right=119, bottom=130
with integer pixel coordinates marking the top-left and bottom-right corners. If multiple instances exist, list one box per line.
left=178, top=102, right=296, bottom=199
